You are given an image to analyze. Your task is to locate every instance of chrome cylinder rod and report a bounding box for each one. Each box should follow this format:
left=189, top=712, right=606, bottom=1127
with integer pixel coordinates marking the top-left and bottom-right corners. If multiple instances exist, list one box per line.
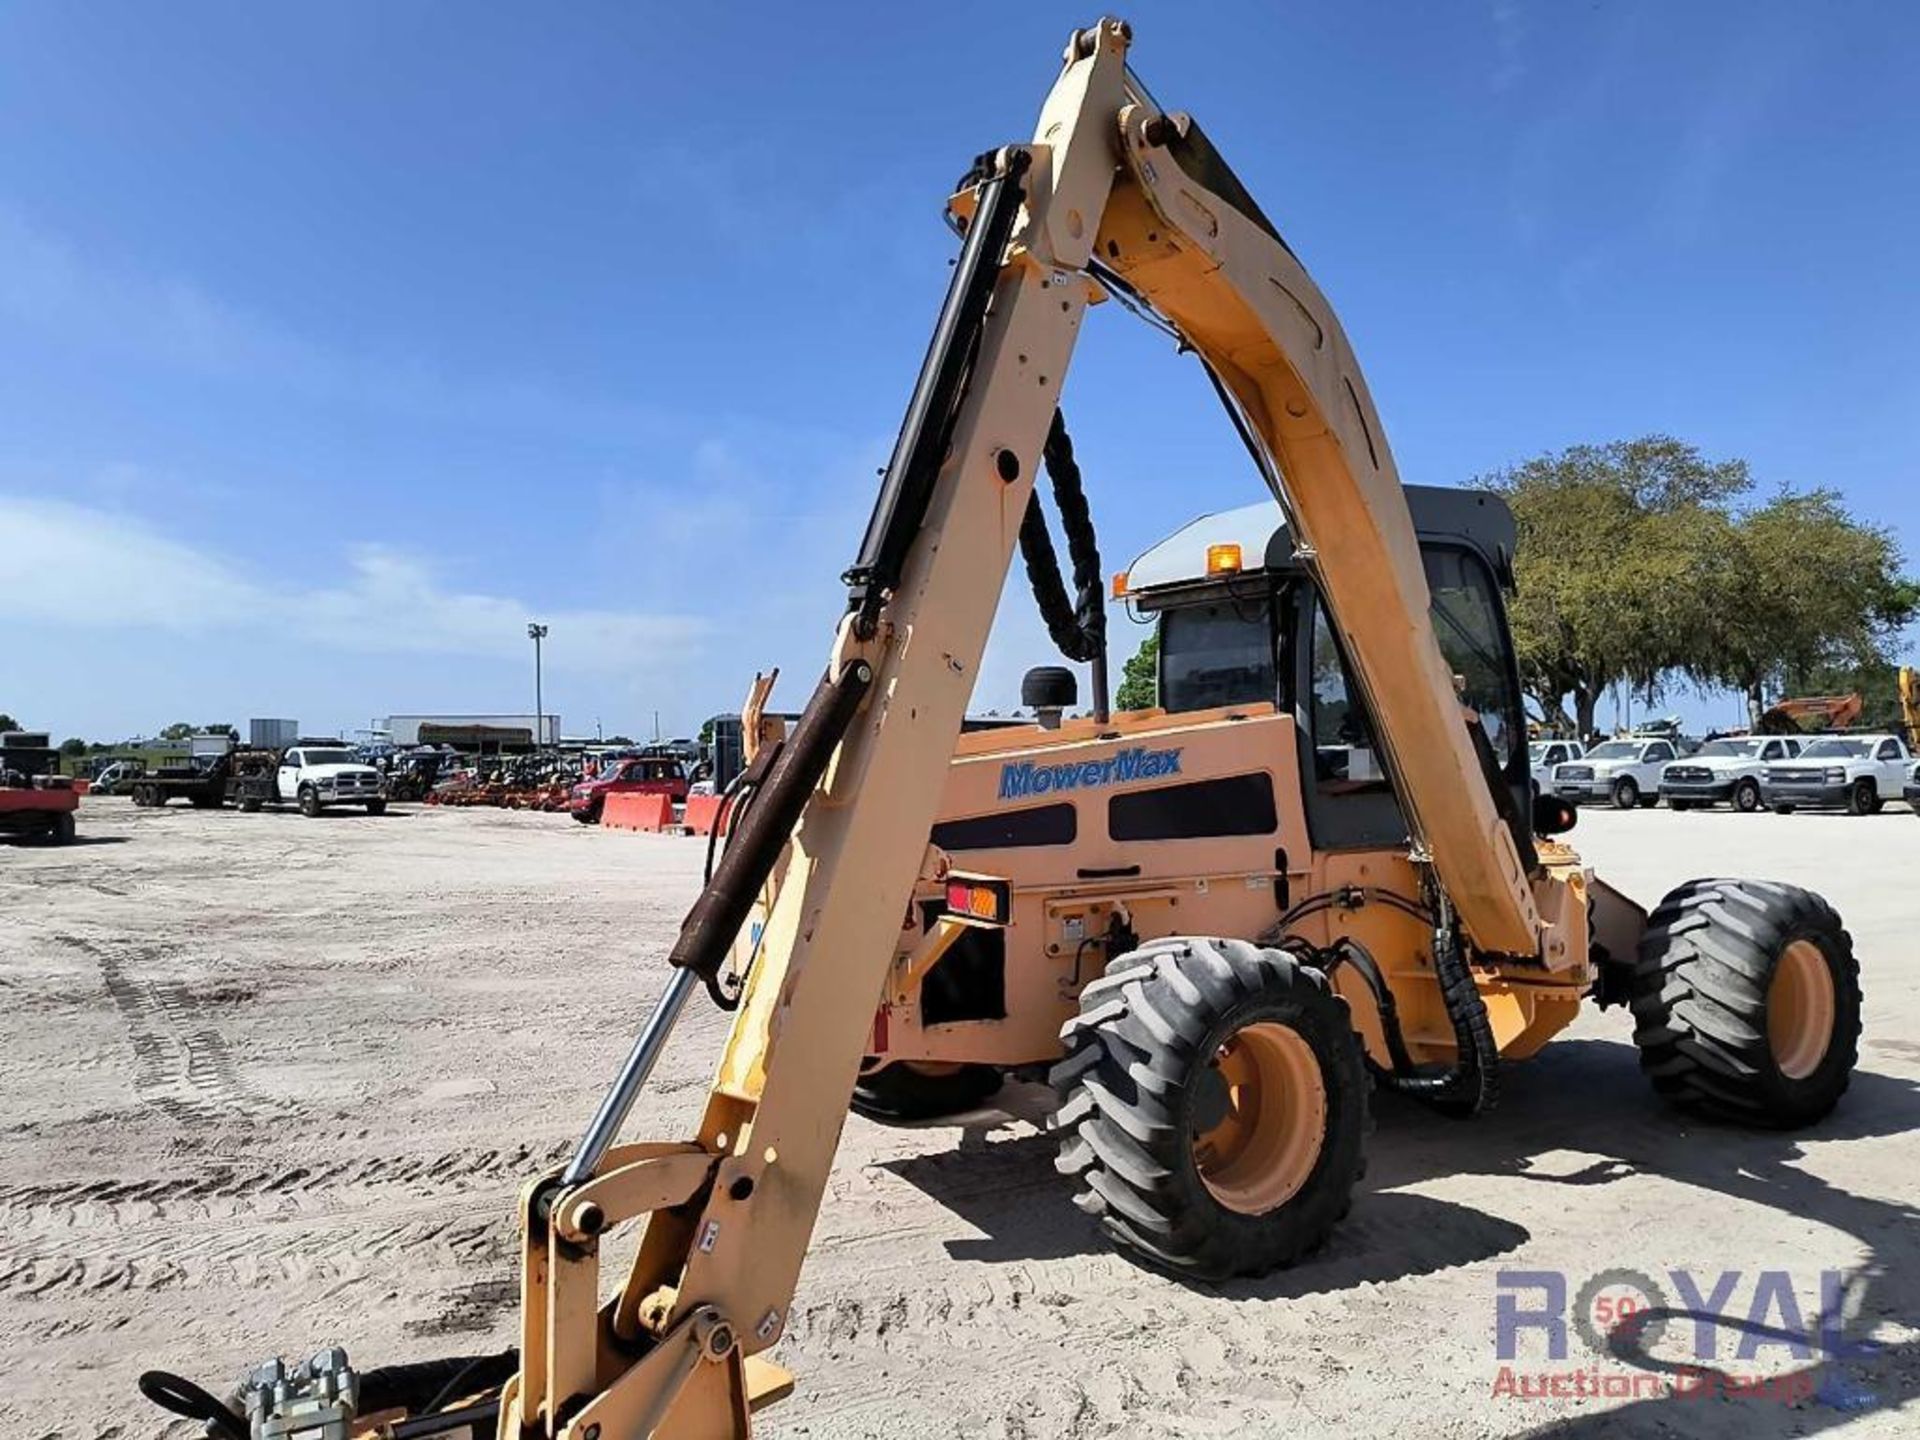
left=560, top=966, right=699, bottom=1188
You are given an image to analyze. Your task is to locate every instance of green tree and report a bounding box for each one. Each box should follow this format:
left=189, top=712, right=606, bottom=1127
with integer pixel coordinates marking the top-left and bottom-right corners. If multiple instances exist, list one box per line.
left=697, top=717, right=715, bottom=748
left=1483, top=437, right=1750, bottom=737
left=0, top=713, right=19, bottom=733
left=59, top=737, right=88, bottom=757
left=1696, top=491, right=1916, bottom=726
left=201, top=723, right=238, bottom=738
left=1115, top=632, right=1159, bottom=711
left=159, top=722, right=195, bottom=740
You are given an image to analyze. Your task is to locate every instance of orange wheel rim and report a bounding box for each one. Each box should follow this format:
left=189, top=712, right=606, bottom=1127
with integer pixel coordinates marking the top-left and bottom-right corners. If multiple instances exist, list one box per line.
left=1191, top=1022, right=1326, bottom=1214
left=1768, top=939, right=1835, bottom=1080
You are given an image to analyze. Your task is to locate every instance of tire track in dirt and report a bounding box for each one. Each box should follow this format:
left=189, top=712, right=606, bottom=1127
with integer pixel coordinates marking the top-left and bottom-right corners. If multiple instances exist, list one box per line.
left=0, top=1141, right=571, bottom=1224
left=56, top=934, right=265, bottom=1124
left=0, top=1194, right=514, bottom=1296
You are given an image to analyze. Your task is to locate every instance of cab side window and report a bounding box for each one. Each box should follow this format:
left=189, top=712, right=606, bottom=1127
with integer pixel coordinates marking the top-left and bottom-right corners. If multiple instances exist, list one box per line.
left=1877, top=740, right=1900, bottom=762
left=1647, top=742, right=1675, bottom=763
left=1423, top=548, right=1522, bottom=770
left=1760, top=741, right=1782, bottom=761
left=1309, top=601, right=1389, bottom=794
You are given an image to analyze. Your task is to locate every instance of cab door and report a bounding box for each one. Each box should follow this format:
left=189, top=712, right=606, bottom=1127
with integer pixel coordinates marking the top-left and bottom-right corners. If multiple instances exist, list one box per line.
left=277, top=750, right=301, bottom=800
left=1874, top=738, right=1906, bottom=797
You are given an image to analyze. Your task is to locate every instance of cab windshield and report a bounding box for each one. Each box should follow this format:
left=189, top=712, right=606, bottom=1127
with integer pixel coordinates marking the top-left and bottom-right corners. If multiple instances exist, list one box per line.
left=1696, top=740, right=1761, bottom=759
left=1585, top=742, right=1639, bottom=761
left=301, top=749, right=358, bottom=767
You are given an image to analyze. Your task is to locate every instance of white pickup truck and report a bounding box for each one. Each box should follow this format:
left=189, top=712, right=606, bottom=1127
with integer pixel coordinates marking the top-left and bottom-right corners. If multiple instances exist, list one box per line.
left=1658, top=735, right=1803, bottom=812
left=1528, top=739, right=1584, bottom=798
left=1552, top=736, right=1678, bottom=809
left=1761, top=733, right=1914, bottom=816
left=273, top=744, right=388, bottom=817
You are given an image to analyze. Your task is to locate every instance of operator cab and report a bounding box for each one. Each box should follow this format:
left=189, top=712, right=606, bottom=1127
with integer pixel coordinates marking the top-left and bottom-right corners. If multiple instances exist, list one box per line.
left=1119, top=485, right=1541, bottom=851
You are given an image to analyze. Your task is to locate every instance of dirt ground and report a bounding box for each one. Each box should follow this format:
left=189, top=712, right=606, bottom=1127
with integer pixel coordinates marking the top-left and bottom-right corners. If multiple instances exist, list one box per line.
left=2, top=797, right=1915, bottom=1439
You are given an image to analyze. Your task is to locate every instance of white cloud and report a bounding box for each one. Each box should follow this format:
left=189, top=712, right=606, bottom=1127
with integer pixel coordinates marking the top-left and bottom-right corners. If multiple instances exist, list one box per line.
left=0, top=494, right=704, bottom=668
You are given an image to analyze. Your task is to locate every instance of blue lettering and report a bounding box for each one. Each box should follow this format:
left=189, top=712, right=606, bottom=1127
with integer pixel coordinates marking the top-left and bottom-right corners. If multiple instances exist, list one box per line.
left=1496, top=1270, right=1568, bottom=1360
left=994, top=747, right=1184, bottom=805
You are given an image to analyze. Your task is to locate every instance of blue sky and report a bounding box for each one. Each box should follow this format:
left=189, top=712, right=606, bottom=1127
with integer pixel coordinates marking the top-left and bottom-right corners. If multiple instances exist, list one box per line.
left=4, top=2, right=1915, bottom=743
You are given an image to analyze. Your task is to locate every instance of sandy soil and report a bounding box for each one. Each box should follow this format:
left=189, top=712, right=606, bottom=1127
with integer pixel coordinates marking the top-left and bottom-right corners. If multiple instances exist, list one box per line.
left=2, top=797, right=1915, bottom=1439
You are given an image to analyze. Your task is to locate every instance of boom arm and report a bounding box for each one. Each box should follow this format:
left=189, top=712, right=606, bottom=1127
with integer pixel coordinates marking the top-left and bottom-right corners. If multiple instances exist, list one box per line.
left=498, top=20, right=1543, bottom=1438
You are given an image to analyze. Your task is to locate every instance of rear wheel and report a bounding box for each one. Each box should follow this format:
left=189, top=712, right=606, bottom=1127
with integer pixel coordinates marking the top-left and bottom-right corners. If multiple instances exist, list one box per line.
left=851, top=1062, right=1001, bottom=1121
left=572, top=802, right=601, bottom=825
left=240, top=796, right=262, bottom=813
left=1733, top=779, right=1761, bottom=813
left=1847, top=779, right=1876, bottom=816
left=1051, top=937, right=1366, bottom=1279
left=1612, top=777, right=1640, bottom=809
left=50, top=812, right=75, bottom=845
left=1629, top=879, right=1859, bottom=1127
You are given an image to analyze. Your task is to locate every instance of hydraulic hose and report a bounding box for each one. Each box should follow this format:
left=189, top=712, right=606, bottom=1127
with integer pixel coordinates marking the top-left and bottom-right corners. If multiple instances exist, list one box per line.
left=1018, top=407, right=1109, bottom=717
left=1374, top=915, right=1500, bottom=1115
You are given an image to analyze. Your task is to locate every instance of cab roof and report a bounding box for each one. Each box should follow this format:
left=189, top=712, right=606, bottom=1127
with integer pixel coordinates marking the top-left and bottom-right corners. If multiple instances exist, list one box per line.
left=1123, top=484, right=1517, bottom=600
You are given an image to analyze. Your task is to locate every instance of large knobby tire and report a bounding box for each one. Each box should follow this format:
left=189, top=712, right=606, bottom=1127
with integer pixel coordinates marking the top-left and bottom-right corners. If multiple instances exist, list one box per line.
left=1050, top=937, right=1367, bottom=1279
left=851, top=1062, right=1002, bottom=1122
left=50, top=812, right=75, bottom=846
left=365, top=798, right=387, bottom=816
left=1611, top=777, right=1641, bottom=810
left=1630, top=879, right=1860, bottom=1128
left=240, top=796, right=262, bottom=813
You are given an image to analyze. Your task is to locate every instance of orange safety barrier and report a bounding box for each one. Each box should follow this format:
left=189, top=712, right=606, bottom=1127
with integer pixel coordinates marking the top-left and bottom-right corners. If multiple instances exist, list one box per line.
left=683, top=792, right=729, bottom=836
left=601, top=790, right=674, bottom=832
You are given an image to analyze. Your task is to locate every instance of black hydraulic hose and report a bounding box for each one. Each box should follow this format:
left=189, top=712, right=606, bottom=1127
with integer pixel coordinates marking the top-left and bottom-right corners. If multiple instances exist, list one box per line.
left=137, top=1371, right=246, bottom=1440
left=360, top=1350, right=519, bottom=1416
left=412, top=1346, right=519, bottom=1419
left=1018, top=408, right=1109, bottom=717
left=1375, top=919, right=1500, bottom=1114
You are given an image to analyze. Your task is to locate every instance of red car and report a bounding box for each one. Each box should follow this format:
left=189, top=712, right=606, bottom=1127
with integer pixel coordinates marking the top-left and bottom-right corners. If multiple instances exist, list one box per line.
left=569, top=755, right=689, bottom=824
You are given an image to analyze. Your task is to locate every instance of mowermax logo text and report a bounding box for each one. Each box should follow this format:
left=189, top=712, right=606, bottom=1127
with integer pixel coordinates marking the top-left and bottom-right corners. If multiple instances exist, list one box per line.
left=998, top=747, right=1182, bottom=801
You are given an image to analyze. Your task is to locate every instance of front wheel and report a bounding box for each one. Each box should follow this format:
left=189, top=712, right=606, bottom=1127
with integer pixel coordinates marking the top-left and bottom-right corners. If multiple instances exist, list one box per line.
left=1051, top=937, right=1367, bottom=1279
left=1668, top=799, right=1693, bottom=811
left=1733, top=779, right=1761, bottom=813
left=1847, top=779, right=1876, bottom=817
left=572, top=803, right=600, bottom=825
left=1772, top=803, right=1796, bottom=815
left=1612, top=777, right=1640, bottom=809
left=1629, top=879, right=1859, bottom=1127
left=364, top=798, right=387, bottom=816
left=298, top=788, right=323, bottom=818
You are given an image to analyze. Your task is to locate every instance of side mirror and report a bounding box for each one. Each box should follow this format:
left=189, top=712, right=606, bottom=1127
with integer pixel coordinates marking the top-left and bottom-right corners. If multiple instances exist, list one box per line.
left=1532, top=791, right=1577, bottom=837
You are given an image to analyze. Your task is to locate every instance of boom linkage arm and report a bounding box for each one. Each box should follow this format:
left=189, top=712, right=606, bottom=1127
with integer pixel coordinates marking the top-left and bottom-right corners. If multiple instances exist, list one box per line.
left=500, top=18, right=1542, bottom=1439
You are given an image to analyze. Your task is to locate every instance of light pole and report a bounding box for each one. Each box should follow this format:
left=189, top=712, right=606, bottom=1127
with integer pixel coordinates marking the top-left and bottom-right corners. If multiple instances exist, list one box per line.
left=527, top=623, right=549, bottom=751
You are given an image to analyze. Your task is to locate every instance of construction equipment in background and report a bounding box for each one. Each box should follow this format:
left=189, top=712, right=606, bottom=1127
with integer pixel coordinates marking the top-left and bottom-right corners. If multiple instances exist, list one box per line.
left=0, top=730, right=78, bottom=845
left=144, top=20, right=1863, bottom=1438
left=1758, top=692, right=1864, bottom=735
left=1900, top=664, right=1919, bottom=747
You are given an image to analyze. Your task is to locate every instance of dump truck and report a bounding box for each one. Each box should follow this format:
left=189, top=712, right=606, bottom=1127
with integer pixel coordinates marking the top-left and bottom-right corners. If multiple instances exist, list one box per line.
left=142, top=21, right=1861, bottom=1438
